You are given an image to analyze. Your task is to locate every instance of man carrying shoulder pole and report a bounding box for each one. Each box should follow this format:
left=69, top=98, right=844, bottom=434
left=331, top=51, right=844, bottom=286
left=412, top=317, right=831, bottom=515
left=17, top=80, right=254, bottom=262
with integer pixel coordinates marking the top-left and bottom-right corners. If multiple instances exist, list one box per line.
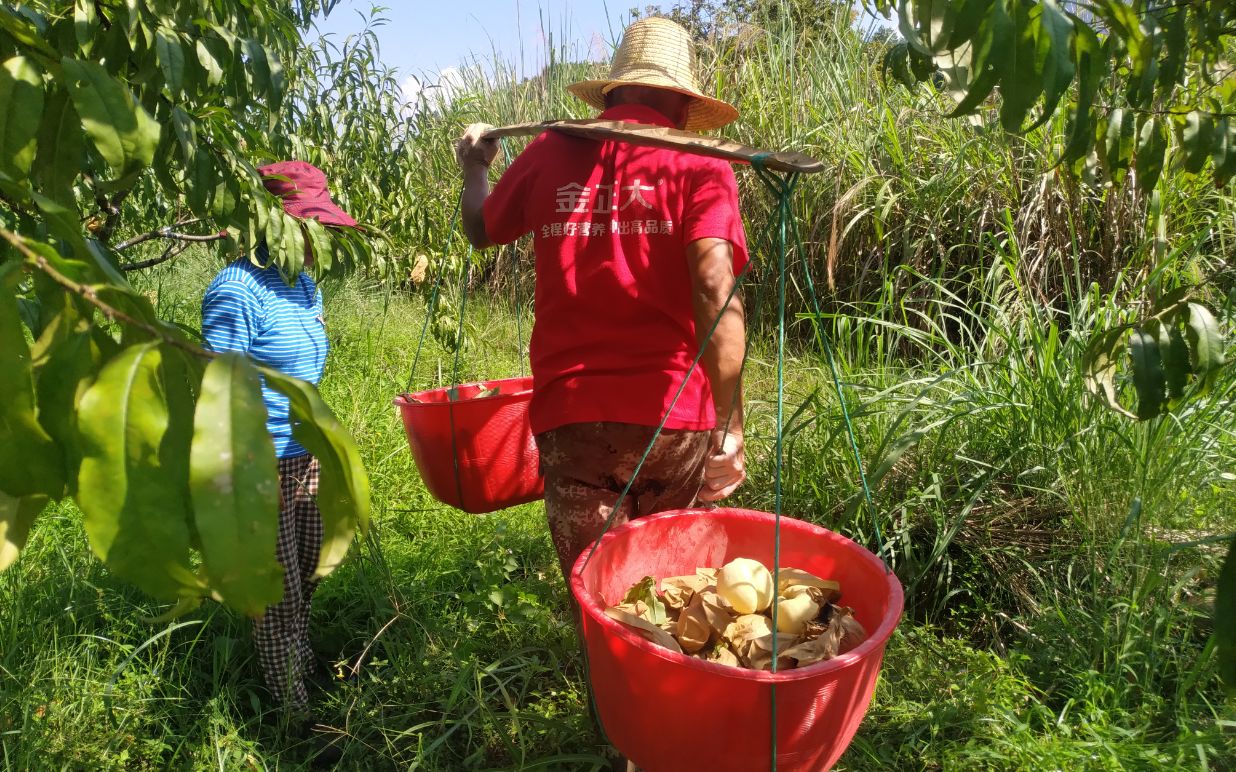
left=455, top=16, right=749, bottom=596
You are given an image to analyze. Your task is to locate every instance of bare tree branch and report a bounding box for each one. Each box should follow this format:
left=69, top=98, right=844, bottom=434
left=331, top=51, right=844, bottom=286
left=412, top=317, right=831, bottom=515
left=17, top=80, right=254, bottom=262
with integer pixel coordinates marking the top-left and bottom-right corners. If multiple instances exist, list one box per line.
left=0, top=228, right=213, bottom=360
left=121, top=240, right=193, bottom=272
left=114, top=219, right=227, bottom=251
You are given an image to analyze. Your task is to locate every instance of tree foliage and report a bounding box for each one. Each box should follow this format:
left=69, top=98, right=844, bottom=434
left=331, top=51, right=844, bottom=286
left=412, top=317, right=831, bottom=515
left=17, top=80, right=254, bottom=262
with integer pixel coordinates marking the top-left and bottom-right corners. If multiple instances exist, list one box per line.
left=872, top=0, right=1236, bottom=688
left=0, top=0, right=370, bottom=616
left=874, top=0, right=1236, bottom=190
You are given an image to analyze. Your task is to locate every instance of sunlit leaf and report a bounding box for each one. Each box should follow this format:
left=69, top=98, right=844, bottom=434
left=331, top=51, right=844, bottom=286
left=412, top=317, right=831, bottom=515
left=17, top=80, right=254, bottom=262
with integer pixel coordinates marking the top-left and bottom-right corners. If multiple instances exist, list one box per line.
left=1082, top=326, right=1137, bottom=420
left=260, top=367, right=369, bottom=579
left=76, top=342, right=203, bottom=601
left=190, top=353, right=283, bottom=616
left=0, top=262, right=65, bottom=498
left=0, top=490, right=48, bottom=571
left=61, top=57, right=160, bottom=182
left=0, top=56, right=43, bottom=187
left=154, top=26, right=186, bottom=97
left=1181, top=110, right=1213, bottom=174
left=1184, top=302, right=1224, bottom=374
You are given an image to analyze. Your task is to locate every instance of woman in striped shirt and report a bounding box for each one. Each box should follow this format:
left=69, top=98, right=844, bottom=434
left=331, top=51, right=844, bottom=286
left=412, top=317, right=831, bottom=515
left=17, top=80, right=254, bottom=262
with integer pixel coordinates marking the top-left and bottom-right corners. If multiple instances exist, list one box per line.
left=201, top=161, right=357, bottom=714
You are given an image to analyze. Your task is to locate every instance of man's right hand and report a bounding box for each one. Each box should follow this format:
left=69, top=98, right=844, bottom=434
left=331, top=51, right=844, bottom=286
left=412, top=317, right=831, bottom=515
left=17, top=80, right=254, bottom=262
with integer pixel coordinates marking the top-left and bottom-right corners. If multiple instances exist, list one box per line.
left=456, top=123, right=500, bottom=171
left=699, top=429, right=745, bottom=502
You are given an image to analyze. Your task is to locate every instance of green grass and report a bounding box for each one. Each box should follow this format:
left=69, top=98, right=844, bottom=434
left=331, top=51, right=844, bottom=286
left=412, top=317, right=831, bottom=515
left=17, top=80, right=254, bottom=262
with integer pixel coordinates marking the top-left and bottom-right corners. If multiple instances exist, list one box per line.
left=2, top=246, right=1233, bottom=769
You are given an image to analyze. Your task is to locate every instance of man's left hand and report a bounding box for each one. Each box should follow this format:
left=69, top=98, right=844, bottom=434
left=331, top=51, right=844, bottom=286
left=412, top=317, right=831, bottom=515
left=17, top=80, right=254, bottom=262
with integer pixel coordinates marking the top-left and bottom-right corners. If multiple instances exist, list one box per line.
left=699, top=429, right=745, bottom=502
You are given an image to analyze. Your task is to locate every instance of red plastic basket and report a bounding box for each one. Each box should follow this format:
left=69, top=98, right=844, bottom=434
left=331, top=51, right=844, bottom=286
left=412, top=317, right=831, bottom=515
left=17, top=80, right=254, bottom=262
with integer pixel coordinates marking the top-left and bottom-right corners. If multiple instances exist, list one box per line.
left=393, top=376, right=543, bottom=514
left=571, top=507, right=903, bottom=771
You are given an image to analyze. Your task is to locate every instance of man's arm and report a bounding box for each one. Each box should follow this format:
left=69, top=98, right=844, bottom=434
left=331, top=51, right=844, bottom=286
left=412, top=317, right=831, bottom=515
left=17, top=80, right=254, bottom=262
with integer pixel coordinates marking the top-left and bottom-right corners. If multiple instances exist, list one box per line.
left=687, top=237, right=746, bottom=502
left=456, top=123, right=500, bottom=249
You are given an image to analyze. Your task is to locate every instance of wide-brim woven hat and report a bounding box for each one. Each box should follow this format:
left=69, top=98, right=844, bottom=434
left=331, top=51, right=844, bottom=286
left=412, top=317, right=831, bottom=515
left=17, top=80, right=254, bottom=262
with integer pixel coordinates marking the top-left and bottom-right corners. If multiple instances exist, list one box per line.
left=259, top=160, right=357, bottom=228
left=567, top=17, right=738, bottom=133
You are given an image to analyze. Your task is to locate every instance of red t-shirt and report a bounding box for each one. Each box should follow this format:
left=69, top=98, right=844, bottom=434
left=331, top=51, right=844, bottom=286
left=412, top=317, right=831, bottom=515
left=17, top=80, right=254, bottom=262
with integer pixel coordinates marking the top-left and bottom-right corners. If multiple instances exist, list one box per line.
left=483, top=104, right=749, bottom=435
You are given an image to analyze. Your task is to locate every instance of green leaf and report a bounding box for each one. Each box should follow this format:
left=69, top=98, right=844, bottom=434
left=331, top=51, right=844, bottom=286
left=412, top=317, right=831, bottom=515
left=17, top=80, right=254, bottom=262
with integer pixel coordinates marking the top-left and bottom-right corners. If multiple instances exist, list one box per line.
left=1031, top=0, right=1074, bottom=129
left=35, top=328, right=99, bottom=493
left=304, top=218, right=333, bottom=274
left=34, top=88, right=84, bottom=202
left=1101, top=108, right=1135, bottom=182
left=1136, top=115, right=1167, bottom=193
left=76, top=343, right=203, bottom=601
left=60, top=57, right=161, bottom=182
left=1213, top=118, right=1236, bottom=187
left=281, top=212, right=306, bottom=277
left=243, top=38, right=272, bottom=101
left=0, top=262, right=65, bottom=498
left=0, top=8, right=56, bottom=61
left=212, top=170, right=240, bottom=223
left=622, top=576, right=668, bottom=625
left=154, top=27, right=186, bottom=97
left=0, top=490, right=48, bottom=571
left=941, top=0, right=993, bottom=49
left=996, top=0, right=1043, bottom=132
left=946, top=0, right=1012, bottom=117
left=1181, top=111, right=1213, bottom=174
left=1217, top=536, right=1236, bottom=691
left=260, top=367, right=369, bottom=579
left=1161, top=323, right=1190, bottom=401
left=1082, top=326, right=1137, bottom=419
left=1156, top=8, right=1186, bottom=97
left=1062, top=22, right=1101, bottom=165
left=187, top=147, right=215, bottom=217
left=881, top=42, right=918, bottom=89
left=195, top=39, right=224, bottom=88
left=0, top=56, right=45, bottom=183
left=73, top=0, right=97, bottom=54
left=190, top=353, right=283, bottom=617
left=1184, top=302, right=1224, bottom=374
left=1128, top=326, right=1166, bottom=420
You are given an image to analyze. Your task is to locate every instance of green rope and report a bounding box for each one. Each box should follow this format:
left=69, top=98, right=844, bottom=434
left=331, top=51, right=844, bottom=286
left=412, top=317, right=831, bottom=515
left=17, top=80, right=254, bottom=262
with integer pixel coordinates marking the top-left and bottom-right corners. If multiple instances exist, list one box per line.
left=577, top=260, right=753, bottom=571
left=787, top=205, right=885, bottom=567
left=751, top=156, right=800, bottom=771
left=406, top=200, right=462, bottom=393
left=445, top=255, right=473, bottom=510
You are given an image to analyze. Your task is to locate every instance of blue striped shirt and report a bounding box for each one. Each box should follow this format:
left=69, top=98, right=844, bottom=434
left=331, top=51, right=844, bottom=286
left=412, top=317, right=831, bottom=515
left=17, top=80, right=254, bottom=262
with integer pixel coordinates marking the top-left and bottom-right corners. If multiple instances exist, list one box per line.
left=201, top=256, right=328, bottom=458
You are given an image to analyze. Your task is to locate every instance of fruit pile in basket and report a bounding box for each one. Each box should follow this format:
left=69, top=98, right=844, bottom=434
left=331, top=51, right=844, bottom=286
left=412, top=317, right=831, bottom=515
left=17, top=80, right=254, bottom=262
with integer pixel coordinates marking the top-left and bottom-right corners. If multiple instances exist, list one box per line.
left=604, top=557, right=867, bottom=671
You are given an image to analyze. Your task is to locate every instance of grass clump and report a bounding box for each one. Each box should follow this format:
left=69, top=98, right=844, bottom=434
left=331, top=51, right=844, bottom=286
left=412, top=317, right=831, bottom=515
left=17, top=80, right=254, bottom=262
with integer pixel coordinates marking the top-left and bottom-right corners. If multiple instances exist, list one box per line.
left=2, top=248, right=1232, bottom=768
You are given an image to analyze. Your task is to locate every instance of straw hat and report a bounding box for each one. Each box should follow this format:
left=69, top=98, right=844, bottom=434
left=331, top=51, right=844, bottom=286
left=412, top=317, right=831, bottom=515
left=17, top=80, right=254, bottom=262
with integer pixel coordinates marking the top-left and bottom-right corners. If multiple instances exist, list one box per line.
left=567, top=17, right=738, bottom=132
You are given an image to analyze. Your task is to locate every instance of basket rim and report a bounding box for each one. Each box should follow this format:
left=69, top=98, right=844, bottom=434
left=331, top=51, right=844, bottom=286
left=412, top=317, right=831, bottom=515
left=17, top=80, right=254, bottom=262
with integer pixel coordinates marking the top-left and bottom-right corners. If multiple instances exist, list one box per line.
left=393, top=375, right=534, bottom=407
left=569, top=507, right=904, bottom=683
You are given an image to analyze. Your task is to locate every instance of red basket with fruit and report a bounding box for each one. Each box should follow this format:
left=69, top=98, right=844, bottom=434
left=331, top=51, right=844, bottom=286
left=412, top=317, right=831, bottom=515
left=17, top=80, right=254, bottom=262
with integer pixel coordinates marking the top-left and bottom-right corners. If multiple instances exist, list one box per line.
left=394, top=376, right=543, bottom=513
left=571, top=507, right=903, bottom=771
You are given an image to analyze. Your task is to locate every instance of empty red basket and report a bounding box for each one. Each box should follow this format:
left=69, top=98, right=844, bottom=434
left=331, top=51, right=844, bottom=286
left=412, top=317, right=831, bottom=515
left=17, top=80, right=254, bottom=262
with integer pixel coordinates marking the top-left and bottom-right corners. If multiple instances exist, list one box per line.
left=571, top=507, right=903, bottom=771
left=393, top=376, right=543, bottom=514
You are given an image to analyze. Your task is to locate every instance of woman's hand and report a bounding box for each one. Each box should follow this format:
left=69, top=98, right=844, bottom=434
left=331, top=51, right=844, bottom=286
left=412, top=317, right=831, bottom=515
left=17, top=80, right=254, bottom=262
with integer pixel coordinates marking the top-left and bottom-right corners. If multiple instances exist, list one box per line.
left=699, top=429, right=745, bottom=502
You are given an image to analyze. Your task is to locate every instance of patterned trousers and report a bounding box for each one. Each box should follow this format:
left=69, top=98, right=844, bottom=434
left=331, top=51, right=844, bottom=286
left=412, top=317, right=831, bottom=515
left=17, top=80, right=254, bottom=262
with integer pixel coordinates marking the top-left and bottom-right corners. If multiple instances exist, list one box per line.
left=253, top=453, right=323, bottom=711
left=536, top=422, right=710, bottom=582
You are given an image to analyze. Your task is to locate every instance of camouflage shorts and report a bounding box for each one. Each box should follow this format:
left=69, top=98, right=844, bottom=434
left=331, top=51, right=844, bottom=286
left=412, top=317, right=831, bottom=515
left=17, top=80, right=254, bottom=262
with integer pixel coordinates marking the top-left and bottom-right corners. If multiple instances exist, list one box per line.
left=536, top=422, right=710, bottom=581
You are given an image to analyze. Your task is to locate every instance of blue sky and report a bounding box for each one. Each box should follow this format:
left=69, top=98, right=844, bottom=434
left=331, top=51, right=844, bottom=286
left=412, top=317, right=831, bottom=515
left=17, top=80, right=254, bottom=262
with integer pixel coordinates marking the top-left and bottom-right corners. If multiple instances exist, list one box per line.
left=314, top=2, right=636, bottom=101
